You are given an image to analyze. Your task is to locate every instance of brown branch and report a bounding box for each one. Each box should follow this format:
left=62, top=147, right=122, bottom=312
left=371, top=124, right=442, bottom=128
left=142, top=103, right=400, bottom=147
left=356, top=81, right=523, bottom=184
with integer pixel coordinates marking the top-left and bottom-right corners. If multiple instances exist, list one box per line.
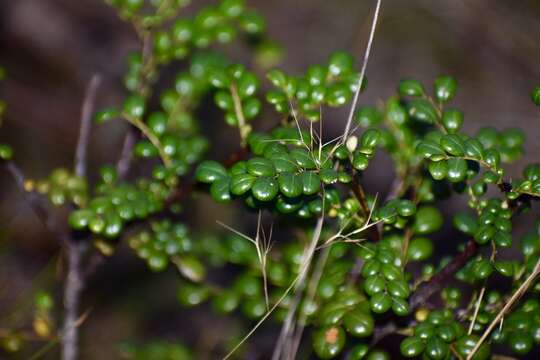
left=116, top=128, right=138, bottom=180
left=409, top=240, right=478, bottom=310
left=4, top=161, right=70, bottom=243
left=74, top=74, right=101, bottom=178
left=62, top=74, right=101, bottom=360
left=350, top=172, right=370, bottom=216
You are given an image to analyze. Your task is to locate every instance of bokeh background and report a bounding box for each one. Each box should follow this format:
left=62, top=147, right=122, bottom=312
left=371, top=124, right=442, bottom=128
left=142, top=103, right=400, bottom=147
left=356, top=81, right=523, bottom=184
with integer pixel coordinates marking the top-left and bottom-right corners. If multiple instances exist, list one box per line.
left=1, top=0, right=540, bottom=358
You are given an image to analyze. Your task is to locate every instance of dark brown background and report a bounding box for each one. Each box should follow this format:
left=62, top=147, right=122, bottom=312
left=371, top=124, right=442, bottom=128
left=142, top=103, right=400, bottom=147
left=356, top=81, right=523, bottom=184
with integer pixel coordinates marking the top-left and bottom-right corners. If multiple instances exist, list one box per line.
left=1, top=0, right=540, bottom=358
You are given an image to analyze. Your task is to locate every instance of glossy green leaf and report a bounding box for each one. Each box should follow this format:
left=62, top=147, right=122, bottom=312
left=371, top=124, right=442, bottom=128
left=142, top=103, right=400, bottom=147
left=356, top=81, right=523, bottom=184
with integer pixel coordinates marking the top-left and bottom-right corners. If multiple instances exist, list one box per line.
left=195, top=160, right=227, bottom=183
left=408, top=99, right=438, bottom=124
left=413, top=206, right=443, bottom=234
left=251, top=176, right=278, bottom=201
left=400, top=336, right=425, bottom=357
left=278, top=172, right=303, bottom=198
left=433, top=75, right=457, bottom=103
left=312, top=326, right=346, bottom=359
left=246, top=157, right=276, bottom=177
left=407, top=237, right=433, bottom=261
left=440, top=134, right=465, bottom=156
left=446, top=158, right=467, bottom=183
left=343, top=310, right=374, bottom=338
left=398, top=79, right=424, bottom=97
left=210, top=177, right=231, bottom=202
left=428, top=160, right=447, bottom=180
left=230, top=173, right=256, bottom=195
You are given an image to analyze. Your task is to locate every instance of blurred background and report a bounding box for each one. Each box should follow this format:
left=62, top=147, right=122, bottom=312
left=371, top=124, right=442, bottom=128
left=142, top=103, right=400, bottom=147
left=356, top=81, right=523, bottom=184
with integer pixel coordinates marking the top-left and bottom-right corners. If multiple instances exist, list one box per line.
left=1, top=0, right=540, bottom=358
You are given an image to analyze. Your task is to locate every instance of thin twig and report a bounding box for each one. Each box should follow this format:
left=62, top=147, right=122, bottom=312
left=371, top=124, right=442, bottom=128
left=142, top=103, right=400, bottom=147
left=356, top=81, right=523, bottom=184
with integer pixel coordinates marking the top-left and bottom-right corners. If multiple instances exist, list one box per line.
left=223, top=216, right=324, bottom=360
left=466, top=258, right=540, bottom=360
left=62, top=74, right=102, bottom=360
left=116, top=129, right=137, bottom=180
left=5, top=162, right=52, bottom=228
left=61, top=241, right=86, bottom=360
left=74, top=74, right=101, bottom=178
left=410, top=240, right=478, bottom=310
left=271, top=216, right=325, bottom=360
left=287, top=246, right=331, bottom=359
left=341, top=0, right=382, bottom=143
left=230, top=84, right=249, bottom=145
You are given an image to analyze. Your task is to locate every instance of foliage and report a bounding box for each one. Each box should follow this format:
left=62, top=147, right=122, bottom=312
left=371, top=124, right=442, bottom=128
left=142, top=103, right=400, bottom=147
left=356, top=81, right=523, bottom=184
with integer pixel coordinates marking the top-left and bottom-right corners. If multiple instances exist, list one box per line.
left=1, top=0, right=540, bottom=359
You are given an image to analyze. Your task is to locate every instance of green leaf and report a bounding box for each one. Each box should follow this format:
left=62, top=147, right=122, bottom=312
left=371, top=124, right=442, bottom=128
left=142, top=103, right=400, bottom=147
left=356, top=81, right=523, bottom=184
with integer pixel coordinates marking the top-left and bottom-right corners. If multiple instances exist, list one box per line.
left=269, top=153, right=298, bottom=173
left=94, top=107, right=119, bottom=123
left=392, top=297, right=411, bottom=316
left=364, top=275, right=385, bottom=296
left=455, top=335, right=490, bottom=360
left=246, top=157, right=276, bottom=177
left=493, top=231, right=512, bottom=247
left=434, top=75, right=457, bottom=103
left=453, top=212, right=477, bottom=235
left=494, top=261, right=514, bottom=277
left=210, top=177, right=231, bottom=202
left=355, top=106, right=382, bottom=127
left=474, top=224, right=495, bottom=244
left=386, top=98, right=408, bottom=125
left=123, top=95, right=146, bottom=118
left=407, top=237, right=433, bottom=261
left=247, top=133, right=272, bottom=155
left=301, top=171, right=321, bottom=195
left=465, top=138, right=485, bottom=160
left=442, top=109, right=463, bottom=133
left=208, top=68, right=231, bottom=88
left=290, top=149, right=317, bottom=170
left=428, top=160, right=448, bottom=180
left=352, top=152, right=369, bottom=170
left=440, top=134, right=465, bottom=156
left=177, top=284, right=209, bottom=306
left=473, top=259, right=493, bottom=280
left=266, top=69, right=287, bottom=88
left=417, top=140, right=446, bottom=160
left=212, top=291, right=239, bottom=314
left=370, top=293, right=392, bottom=314
left=319, top=168, right=339, bottom=184
left=312, top=326, right=346, bottom=359
left=343, top=310, right=374, bottom=338
left=328, top=51, right=353, bottom=76
left=214, top=91, right=234, bottom=110
left=425, top=337, right=449, bottom=360
left=398, top=79, right=424, bottom=97
left=414, top=206, right=443, bottom=234
left=251, top=176, right=278, bottom=201
left=230, top=173, right=256, bottom=195
left=175, top=256, right=206, bottom=282
left=446, top=158, right=467, bottom=183
left=408, top=99, right=438, bottom=124
left=278, top=172, right=303, bottom=198
left=360, top=128, right=381, bottom=149
left=195, top=160, right=228, bottom=183
left=400, top=336, right=425, bottom=357
left=387, top=279, right=410, bottom=298
left=484, top=149, right=500, bottom=169
left=237, top=72, right=259, bottom=98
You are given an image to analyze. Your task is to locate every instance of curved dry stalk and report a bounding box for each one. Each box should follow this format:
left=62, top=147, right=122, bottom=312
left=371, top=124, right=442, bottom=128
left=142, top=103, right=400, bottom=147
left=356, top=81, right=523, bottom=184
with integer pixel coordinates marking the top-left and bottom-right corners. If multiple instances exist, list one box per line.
left=217, top=214, right=273, bottom=310
left=271, top=216, right=325, bottom=360
left=340, top=0, right=382, bottom=143
left=466, top=258, right=540, bottom=359
left=223, top=216, right=324, bottom=360
left=287, top=246, right=331, bottom=359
